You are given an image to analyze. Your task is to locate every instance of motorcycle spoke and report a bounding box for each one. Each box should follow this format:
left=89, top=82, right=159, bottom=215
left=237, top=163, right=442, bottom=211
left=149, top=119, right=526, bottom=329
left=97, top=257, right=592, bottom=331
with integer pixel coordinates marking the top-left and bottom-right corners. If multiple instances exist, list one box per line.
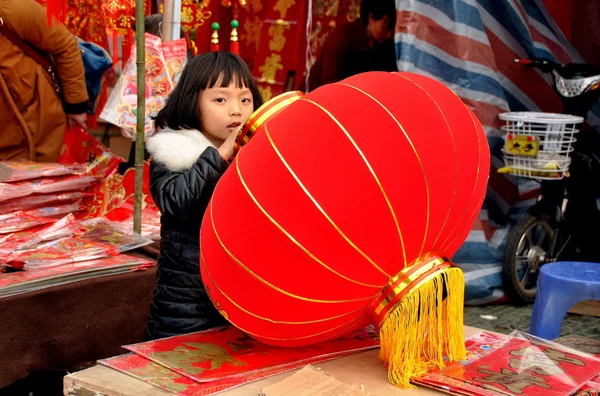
left=526, top=229, right=535, bottom=247
left=520, top=264, right=533, bottom=287
left=536, top=229, right=549, bottom=247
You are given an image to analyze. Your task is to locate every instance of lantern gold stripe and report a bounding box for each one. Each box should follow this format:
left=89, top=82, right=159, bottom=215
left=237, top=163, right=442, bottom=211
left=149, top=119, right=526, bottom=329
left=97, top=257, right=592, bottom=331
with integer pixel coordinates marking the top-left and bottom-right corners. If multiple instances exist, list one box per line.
left=440, top=107, right=484, bottom=252
left=212, top=308, right=367, bottom=342
left=373, top=256, right=449, bottom=318
left=392, top=76, right=458, bottom=250
left=209, top=200, right=372, bottom=303
left=235, top=154, right=380, bottom=288
left=264, top=123, right=391, bottom=278
left=336, top=82, right=426, bottom=264
left=201, top=251, right=366, bottom=324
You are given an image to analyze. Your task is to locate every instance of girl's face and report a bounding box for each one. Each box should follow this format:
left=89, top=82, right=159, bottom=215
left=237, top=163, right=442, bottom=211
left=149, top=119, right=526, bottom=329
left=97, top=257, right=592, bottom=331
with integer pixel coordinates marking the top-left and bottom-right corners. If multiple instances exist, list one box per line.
left=198, top=79, right=254, bottom=146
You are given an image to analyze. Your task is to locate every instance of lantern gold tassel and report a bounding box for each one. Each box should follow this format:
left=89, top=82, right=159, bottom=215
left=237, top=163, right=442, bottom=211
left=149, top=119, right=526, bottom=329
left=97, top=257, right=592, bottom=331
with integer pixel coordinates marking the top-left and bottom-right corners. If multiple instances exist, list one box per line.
left=368, top=255, right=466, bottom=388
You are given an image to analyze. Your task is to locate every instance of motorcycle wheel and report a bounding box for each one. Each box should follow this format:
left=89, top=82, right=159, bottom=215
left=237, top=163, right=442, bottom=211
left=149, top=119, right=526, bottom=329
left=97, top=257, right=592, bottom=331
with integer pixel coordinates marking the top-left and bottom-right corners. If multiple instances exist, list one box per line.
left=502, top=213, right=555, bottom=305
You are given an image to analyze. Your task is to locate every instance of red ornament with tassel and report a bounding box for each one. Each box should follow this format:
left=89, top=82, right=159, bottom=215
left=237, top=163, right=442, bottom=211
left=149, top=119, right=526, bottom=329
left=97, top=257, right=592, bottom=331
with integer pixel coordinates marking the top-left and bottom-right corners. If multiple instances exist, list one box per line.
left=229, top=19, right=239, bottom=55
left=210, top=22, right=220, bottom=52
left=200, top=71, right=491, bottom=388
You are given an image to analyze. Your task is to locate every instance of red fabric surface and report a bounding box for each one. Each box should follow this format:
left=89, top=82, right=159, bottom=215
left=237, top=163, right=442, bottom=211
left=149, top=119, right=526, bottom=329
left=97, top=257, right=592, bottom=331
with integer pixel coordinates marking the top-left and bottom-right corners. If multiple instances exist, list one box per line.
left=201, top=72, right=490, bottom=346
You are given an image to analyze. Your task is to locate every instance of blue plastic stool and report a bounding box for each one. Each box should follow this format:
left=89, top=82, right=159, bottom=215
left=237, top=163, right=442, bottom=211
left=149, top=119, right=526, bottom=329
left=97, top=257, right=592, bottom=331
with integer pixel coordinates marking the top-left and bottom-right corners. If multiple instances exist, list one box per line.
left=530, top=261, right=600, bottom=340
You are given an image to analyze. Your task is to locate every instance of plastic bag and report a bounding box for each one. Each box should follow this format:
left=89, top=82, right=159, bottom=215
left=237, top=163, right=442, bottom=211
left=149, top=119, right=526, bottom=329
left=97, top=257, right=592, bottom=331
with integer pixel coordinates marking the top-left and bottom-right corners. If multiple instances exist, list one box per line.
left=99, top=34, right=173, bottom=139
left=162, top=39, right=187, bottom=85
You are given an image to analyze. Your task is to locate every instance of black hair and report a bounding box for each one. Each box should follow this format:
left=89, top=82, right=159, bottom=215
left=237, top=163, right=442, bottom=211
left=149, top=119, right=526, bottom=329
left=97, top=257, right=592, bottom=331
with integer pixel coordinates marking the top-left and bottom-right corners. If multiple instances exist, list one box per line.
left=132, top=14, right=187, bottom=43
left=360, top=0, right=397, bottom=28
left=154, top=52, right=264, bottom=131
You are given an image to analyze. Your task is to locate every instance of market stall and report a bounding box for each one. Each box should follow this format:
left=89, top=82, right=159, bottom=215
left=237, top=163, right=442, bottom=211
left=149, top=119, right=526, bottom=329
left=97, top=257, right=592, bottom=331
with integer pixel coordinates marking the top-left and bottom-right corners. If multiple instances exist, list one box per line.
left=64, top=326, right=491, bottom=396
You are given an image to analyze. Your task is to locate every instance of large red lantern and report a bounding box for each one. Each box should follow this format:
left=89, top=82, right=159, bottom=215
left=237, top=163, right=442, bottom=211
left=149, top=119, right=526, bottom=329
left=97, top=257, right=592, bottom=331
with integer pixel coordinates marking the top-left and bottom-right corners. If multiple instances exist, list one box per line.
left=200, top=72, right=490, bottom=387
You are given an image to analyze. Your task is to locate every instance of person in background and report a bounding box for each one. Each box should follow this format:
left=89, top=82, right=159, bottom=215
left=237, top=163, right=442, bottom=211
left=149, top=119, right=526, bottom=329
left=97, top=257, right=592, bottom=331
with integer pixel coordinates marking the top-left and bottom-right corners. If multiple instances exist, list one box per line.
left=144, top=52, right=263, bottom=340
left=303, top=0, right=397, bottom=92
left=0, top=0, right=88, bottom=162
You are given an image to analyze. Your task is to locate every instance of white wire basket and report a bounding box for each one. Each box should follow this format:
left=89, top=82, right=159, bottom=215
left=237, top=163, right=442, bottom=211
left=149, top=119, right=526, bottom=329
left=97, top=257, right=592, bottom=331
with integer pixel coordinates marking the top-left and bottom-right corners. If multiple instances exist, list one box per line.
left=499, top=112, right=584, bottom=180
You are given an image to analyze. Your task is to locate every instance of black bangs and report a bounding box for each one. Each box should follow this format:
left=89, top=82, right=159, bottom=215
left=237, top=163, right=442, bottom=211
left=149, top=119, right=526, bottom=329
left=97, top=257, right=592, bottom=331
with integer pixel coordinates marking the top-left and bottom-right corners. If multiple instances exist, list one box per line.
left=154, top=52, right=264, bottom=131
left=207, top=53, right=255, bottom=90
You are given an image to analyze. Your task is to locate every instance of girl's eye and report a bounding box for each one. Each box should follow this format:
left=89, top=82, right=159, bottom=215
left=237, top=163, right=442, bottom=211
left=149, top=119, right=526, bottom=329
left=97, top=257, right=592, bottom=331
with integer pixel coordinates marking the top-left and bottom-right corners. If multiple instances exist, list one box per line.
left=242, top=98, right=252, bottom=103
left=215, top=98, right=225, bottom=103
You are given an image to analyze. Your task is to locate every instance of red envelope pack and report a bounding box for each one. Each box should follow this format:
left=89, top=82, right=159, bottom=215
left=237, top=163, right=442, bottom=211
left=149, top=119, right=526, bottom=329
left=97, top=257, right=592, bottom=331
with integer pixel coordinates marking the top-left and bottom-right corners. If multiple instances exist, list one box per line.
left=14, top=175, right=99, bottom=194
left=0, top=255, right=155, bottom=298
left=0, top=182, right=34, bottom=203
left=80, top=217, right=153, bottom=252
left=123, top=326, right=380, bottom=384
left=0, top=161, right=85, bottom=182
left=417, top=331, right=600, bottom=396
left=0, top=192, right=92, bottom=215
left=6, top=237, right=119, bottom=270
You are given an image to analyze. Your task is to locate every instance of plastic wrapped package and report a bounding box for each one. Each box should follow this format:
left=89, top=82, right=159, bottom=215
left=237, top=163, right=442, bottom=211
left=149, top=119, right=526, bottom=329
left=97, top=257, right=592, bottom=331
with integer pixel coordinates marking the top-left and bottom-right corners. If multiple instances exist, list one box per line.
left=0, top=192, right=92, bottom=215
left=80, top=217, right=153, bottom=252
left=115, top=325, right=378, bottom=389
left=58, top=127, right=123, bottom=178
left=0, top=182, right=34, bottom=203
left=417, top=331, right=600, bottom=396
left=0, top=255, right=155, bottom=298
left=0, top=214, right=84, bottom=251
left=6, top=237, right=119, bottom=270
left=25, top=201, right=84, bottom=219
left=15, top=175, right=99, bottom=194
left=0, top=212, right=57, bottom=234
left=0, top=161, right=85, bottom=182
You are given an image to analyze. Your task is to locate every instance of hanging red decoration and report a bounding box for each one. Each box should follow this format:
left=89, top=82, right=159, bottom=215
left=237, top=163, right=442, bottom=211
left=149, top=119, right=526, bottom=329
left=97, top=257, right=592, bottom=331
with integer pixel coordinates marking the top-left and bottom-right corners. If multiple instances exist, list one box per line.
left=181, top=0, right=213, bottom=33
left=200, top=71, right=491, bottom=388
left=102, top=0, right=136, bottom=34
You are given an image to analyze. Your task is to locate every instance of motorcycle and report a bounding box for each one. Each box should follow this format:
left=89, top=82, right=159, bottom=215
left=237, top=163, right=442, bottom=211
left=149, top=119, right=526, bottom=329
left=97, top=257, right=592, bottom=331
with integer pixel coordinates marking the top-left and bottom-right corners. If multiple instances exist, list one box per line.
left=500, top=58, right=600, bottom=305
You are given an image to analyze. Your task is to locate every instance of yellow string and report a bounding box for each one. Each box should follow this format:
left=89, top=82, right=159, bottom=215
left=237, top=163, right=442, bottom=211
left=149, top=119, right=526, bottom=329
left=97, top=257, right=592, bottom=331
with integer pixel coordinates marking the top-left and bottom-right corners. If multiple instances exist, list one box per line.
left=378, top=267, right=466, bottom=388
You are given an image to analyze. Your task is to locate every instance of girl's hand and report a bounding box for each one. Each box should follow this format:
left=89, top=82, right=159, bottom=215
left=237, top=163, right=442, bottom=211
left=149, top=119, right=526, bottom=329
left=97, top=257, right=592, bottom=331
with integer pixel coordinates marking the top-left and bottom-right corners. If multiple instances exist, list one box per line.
left=217, top=127, right=240, bottom=160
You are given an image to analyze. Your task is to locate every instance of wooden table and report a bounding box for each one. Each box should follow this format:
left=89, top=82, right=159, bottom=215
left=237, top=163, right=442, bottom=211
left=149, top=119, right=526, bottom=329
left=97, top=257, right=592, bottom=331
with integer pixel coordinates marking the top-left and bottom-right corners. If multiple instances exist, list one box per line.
left=64, top=325, right=487, bottom=396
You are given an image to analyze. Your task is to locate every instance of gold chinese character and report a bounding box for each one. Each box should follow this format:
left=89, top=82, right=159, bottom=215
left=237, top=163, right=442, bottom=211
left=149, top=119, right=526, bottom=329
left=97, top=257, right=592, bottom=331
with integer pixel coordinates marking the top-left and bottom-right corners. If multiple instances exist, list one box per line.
left=475, top=368, right=551, bottom=394
left=273, top=0, right=295, bottom=19
left=259, top=54, right=283, bottom=83
left=258, top=85, right=273, bottom=101
left=130, top=362, right=189, bottom=393
left=509, top=346, right=585, bottom=376
left=242, top=16, right=263, bottom=52
left=151, top=342, right=245, bottom=375
left=249, top=0, right=263, bottom=12
left=181, top=6, right=194, bottom=24
left=268, top=24, right=290, bottom=52
left=313, top=0, right=339, bottom=17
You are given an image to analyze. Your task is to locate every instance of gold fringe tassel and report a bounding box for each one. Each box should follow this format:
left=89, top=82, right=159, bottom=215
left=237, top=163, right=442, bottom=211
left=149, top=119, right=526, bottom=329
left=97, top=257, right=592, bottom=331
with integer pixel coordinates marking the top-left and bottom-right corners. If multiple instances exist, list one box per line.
left=378, top=267, right=466, bottom=388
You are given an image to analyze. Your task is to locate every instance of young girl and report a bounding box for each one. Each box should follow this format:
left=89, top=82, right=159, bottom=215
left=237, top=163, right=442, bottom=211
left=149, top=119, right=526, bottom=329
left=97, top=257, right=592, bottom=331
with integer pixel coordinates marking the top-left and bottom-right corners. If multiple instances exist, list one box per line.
left=145, top=52, right=263, bottom=340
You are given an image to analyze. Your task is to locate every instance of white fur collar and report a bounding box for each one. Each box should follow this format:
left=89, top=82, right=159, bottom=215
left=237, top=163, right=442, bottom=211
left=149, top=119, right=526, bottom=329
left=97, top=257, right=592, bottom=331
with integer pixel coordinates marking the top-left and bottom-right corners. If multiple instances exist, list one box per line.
left=146, top=128, right=216, bottom=172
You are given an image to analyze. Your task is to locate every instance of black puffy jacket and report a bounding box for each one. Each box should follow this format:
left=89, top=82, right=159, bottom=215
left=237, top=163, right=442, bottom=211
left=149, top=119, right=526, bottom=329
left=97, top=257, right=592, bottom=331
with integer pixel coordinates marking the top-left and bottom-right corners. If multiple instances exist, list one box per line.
left=145, top=128, right=228, bottom=340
